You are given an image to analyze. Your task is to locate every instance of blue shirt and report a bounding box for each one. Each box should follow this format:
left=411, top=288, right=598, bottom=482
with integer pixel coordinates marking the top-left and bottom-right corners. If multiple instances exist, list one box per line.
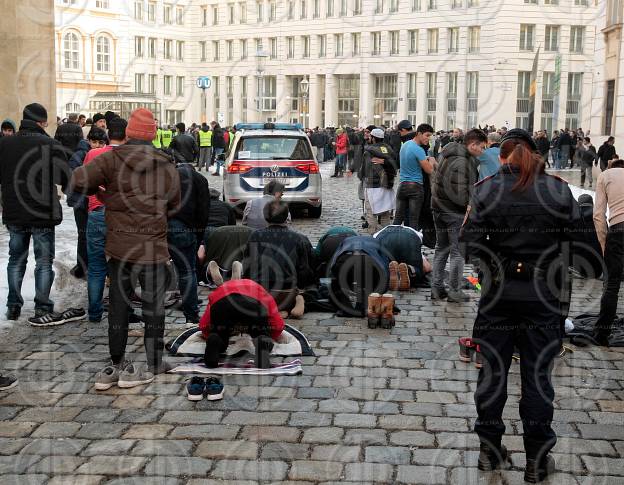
left=399, top=140, right=426, bottom=184
left=478, top=146, right=501, bottom=181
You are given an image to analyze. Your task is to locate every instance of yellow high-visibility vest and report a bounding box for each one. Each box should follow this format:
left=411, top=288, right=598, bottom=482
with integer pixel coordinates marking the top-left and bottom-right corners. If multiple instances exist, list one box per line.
left=198, top=130, right=213, bottom=147
left=161, top=130, right=174, bottom=148
left=152, top=129, right=162, bottom=148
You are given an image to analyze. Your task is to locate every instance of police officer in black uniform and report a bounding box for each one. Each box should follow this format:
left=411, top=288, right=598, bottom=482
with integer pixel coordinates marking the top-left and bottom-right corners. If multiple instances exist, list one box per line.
left=460, top=129, right=582, bottom=483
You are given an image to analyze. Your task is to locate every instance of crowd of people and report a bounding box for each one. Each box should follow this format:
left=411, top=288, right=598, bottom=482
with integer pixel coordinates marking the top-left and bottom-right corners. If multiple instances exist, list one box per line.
left=1, top=102, right=624, bottom=483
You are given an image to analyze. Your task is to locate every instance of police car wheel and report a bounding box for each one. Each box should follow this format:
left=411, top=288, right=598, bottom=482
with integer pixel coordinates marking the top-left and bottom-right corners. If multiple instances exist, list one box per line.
left=308, top=204, right=322, bottom=219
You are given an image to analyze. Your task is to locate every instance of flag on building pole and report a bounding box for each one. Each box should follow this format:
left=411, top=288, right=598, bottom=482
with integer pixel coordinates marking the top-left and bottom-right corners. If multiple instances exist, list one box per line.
left=527, top=47, right=540, bottom=133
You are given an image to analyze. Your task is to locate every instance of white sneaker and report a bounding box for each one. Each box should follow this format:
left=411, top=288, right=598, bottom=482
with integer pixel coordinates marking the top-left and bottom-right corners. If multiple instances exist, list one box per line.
left=117, top=362, right=154, bottom=388
left=231, top=261, right=243, bottom=280
left=208, top=260, right=224, bottom=286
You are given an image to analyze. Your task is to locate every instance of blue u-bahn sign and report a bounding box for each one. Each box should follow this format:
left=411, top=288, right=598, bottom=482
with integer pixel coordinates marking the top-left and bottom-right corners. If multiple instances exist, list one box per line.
left=196, top=76, right=212, bottom=89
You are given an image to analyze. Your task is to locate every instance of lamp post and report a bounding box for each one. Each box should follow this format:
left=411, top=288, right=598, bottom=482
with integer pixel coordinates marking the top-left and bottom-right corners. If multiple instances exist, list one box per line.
left=299, top=76, right=309, bottom=129
left=255, top=49, right=269, bottom=122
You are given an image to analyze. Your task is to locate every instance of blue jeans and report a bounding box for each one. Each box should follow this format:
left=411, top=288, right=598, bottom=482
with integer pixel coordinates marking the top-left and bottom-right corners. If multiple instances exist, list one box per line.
left=168, top=219, right=199, bottom=320
left=6, top=225, right=55, bottom=313
left=213, top=148, right=225, bottom=174
left=87, top=208, right=107, bottom=321
left=334, top=153, right=346, bottom=175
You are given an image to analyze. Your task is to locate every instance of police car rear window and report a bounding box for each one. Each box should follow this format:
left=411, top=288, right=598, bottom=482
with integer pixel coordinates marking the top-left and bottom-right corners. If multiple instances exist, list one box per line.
left=235, top=136, right=312, bottom=160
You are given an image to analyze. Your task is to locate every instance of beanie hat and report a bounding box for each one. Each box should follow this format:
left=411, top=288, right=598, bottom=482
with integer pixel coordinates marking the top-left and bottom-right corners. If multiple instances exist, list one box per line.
left=500, top=128, right=538, bottom=152
left=92, top=113, right=106, bottom=124
left=104, top=111, right=117, bottom=125
left=1, top=119, right=17, bottom=132
left=371, top=128, right=385, bottom=140
left=126, top=108, right=157, bottom=141
left=23, top=103, right=48, bottom=123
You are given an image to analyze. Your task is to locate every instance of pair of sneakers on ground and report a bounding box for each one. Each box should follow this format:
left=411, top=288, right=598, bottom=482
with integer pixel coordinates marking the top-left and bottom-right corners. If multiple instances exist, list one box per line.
left=186, top=376, right=224, bottom=401
left=478, top=441, right=556, bottom=483
left=431, top=286, right=470, bottom=303
left=94, top=360, right=171, bottom=390
left=367, top=293, right=395, bottom=329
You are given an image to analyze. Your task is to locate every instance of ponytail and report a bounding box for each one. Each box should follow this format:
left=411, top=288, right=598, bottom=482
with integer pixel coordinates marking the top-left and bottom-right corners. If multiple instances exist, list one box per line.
left=500, top=139, right=545, bottom=191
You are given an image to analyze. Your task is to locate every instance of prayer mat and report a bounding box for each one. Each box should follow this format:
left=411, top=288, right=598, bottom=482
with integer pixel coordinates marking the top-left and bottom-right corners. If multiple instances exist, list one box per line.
left=169, top=358, right=303, bottom=376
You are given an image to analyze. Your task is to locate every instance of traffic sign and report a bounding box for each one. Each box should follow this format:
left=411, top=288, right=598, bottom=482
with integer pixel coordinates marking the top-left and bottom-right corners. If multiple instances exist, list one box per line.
left=196, top=76, right=212, bottom=89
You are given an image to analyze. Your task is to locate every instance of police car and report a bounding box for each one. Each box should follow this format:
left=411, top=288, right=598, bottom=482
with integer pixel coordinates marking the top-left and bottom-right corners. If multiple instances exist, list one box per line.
left=221, top=123, right=322, bottom=218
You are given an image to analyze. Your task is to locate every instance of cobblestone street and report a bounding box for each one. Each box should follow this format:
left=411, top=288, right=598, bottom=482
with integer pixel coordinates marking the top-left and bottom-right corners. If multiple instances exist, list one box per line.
left=0, top=163, right=623, bottom=485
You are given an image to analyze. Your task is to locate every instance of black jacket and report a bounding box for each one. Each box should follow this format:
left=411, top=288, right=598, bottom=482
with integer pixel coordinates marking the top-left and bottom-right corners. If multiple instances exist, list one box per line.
left=170, top=133, right=199, bottom=164
left=359, top=142, right=397, bottom=189
left=244, top=225, right=316, bottom=291
left=0, top=120, right=70, bottom=227
left=212, top=128, right=226, bottom=149
left=535, top=137, right=550, bottom=156
left=206, top=198, right=237, bottom=227
left=431, top=142, right=479, bottom=214
left=557, top=131, right=573, bottom=148
left=171, top=163, right=210, bottom=231
left=54, top=121, right=84, bottom=152
left=597, top=142, right=616, bottom=165
left=460, top=166, right=582, bottom=302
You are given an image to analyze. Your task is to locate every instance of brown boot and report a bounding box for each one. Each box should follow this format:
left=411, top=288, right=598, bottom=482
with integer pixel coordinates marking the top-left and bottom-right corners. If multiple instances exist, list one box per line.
left=398, top=263, right=410, bottom=291
left=389, top=261, right=399, bottom=291
left=380, top=293, right=395, bottom=329
left=367, top=293, right=382, bottom=329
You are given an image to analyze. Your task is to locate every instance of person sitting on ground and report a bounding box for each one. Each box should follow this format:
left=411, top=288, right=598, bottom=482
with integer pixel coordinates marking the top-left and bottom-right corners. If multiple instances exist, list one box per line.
left=242, top=181, right=291, bottom=231
left=199, top=279, right=285, bottom=369
left=197, top=225, right=254, bottom=286
left=244, top=200, right=316, bottom=318
left=373, top=224, right=432, bottom=290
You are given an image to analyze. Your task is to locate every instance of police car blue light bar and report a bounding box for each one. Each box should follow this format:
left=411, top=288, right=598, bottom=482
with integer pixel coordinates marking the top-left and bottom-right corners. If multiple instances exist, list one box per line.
left=234, top=122, right=303, bottom=131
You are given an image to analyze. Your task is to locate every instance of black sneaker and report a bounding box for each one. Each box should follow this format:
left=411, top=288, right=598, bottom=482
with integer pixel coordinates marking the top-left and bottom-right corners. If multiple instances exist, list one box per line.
left=254, top=335, right=274, bottom=369
left=59, top=308, right=86, bottom=323
left=204, top=334, right=224, bottom=368
left=28, top=312, right=65, bottom=327
left=5, top=306, right=20, bottom=321
left=477, top=443, right=511, bottom=471
left=525, top=455, right=555, bottom=483
left=0, top=374, right=18, bottom=391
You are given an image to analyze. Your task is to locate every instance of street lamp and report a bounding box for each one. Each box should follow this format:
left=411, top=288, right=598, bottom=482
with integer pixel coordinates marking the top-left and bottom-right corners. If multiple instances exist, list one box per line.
left=255, top=49, right=269, bottom=121
left=299, top=76, right=309, bottom=128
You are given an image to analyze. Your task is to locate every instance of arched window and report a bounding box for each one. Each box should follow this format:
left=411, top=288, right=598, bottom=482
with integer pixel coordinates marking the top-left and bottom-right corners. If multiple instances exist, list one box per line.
left=96, top=35, right=111, bottom=72
left=63, top=32, right=80, bottom=70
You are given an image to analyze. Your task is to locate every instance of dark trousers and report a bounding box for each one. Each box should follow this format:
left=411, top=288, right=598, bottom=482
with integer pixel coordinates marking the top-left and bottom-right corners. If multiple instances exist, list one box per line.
left=473, top=299, right=560, bottom=459
left=107, top=258, right=168, bottom=369
left=595, top=222, right=624, bottom=337
left=74, top=205, right=89, bottom=271
left=167, top=219, right=199, bottom=320
left=393, top=182, right=424, bottom=231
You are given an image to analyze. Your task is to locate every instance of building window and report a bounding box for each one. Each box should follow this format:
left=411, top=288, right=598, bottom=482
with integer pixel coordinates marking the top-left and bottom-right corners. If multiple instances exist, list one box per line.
left=519, top=24, right=535, bottom=51
left=214, top=78, right=220, bottom=111
left=213, top=40, right=220, bottom=61
left=148, top=37, right=157, bottom=58
left=241, top=39, right=248, bottom=59
left=389, top=0, right=399, bottom=12
left=176, top=76, right=185, bottom=97
left=566, top=73, right=582, bottom=129
left=408, top=30, right=418, bottom=54
left=255, top=38, right=263, bottom=55
left=375, top=0, right=384, bottom=13
left=269, top=37, right=277, bottom=59
left=148, top=74, right=157, bottom=94
left=257, top=76, right=277, bottom=112
left=241, top=76, right=248, bottom=115
left=302, top=35, right=310, bottom=58
left=318, top=34, right=327, bottom=57
left=227, top=40, right=234, bottom=60
left=428, top=0, right=437, bottom=9
left=164, top=39, right=172, bottom=60
left=62, top=0, right=77, bottom=5
left=604, top=79, right=615, bottom=134
left=466, top=71, right=478, bottom=128
left=607, top=0, right=621, bottom=26
left=96, top=0, right=110, bottom=7
left=148, top=1, right=156, bottom=21
left=570, top=26, right=584, bottom=53
left=228, top=3, right=235, bottom=23
left=65, top=103, right=81, bottom=117
left=340, top=0, right=347, bottom=15
left=545, top=25, right=559, bottom=51
left=240, top=2, right=247, bottom=22
left=288, top=0, right=295, bottom=18
left=425, top=72, right=437, bottom=126
left=96, top=35, right=111, bottom=72
left=335, top=33, right=344, bottom=56
left=524, top=0, right=537, bottom=3
left=427, top=28, right=438, bottom=54
left=213, top=5, right=219, bottom=24
left=201, top=6, right=208, bottom=26
left=371, top=32, right=381, bottom=56
left=412, top=0, right=421, bottom=10
left=389, top=31, right=400, bottom=55
left=63, top=32, right=80, bottom=70
left=544, top=0, right=558, bottom=4
left=164, top=4, right=173, bottom=24
left=269, top=0, right=277, bottom=20
left=164, top=75, right=172, bottom=96
left=451, top=0, right=461, bottom=7
left=448, top=27, right=459, bottom=53
left=134, top=1, right=143, bottom=20
left=165, top=110, right=184, bottom=125
left=300, top=0, right=307, bottom=18
left=227, top=77, right=234, bottom=120
left=468, top=26, right=480, bottom=53
left=200, top=41, right=207, bottom=61
left=353, top=0, right=362, bottom=14
left=407, top=73, right=417, bottom=125
left=374, top=74, right=398, bottom=124
left=541, top=71, right=555, bottom=133
left=287, top=37, right=295, bottom=58
left=446, top=72, right=458, bottom=129
left=575, top=0, right=589, bottom=4
left=134, top=36, right=144, bottom=58
left=176, top=41, right=184, bottom=61
left=351, top=32, right=361, bottom=55
left=314, top=0, right=320, bottom=17
left=467, top=0, right=478, bottom=6
left=337, top=75, right=360, bottom=127
left=135, top=73, right=145, bottom=93
left=326, top=0, right=334, bottom=16
left=516, top=71, right=531, bottom=129
left=176, top=6, right=184, bottom=24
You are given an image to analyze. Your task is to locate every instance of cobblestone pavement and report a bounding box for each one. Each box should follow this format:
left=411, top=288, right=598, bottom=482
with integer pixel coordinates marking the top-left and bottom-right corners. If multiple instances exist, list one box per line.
left=0, top=164, right=623, bottom=485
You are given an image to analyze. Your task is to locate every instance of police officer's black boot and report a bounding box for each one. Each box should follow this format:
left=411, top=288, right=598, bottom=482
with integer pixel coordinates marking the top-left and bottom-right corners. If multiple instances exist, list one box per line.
left=477, top=442, right=511, bottom=471
left=525, top=455, right=555, bottom=483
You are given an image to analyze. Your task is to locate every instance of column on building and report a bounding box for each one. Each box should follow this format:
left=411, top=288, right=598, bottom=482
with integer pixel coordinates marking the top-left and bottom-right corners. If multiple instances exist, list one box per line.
left=435, top=71, right=445, bottom=130
left=359, top=72, right=373, bottom=128
left=397, top=72, right=408, bottom=122
left=456, top=71, right=467, bottom=130
left=233, top=76, right=243, bottom=123
left=325, top=73, right=338, bottom=127
left=276, top=73, right=288, bottom=122
left=309, top=74, right=322, bottom=128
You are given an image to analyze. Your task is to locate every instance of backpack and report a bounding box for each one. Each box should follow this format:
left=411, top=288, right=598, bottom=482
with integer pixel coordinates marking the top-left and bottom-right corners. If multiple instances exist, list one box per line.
left=328, top=236, right=390, bottom=316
